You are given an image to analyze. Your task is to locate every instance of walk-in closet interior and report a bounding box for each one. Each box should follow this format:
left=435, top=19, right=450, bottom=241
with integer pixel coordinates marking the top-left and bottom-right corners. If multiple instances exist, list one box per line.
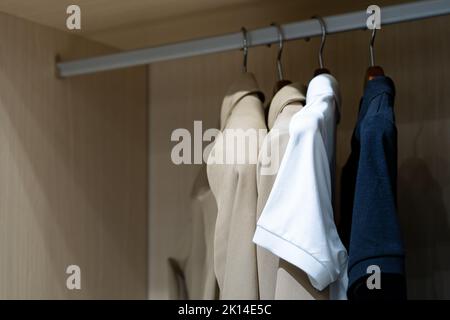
left=0, top=0, right=449, bottom=299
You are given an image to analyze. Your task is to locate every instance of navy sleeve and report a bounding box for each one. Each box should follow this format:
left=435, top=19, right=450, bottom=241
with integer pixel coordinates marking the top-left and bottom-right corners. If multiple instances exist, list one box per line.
left=347, top=104, right=406, bottom=298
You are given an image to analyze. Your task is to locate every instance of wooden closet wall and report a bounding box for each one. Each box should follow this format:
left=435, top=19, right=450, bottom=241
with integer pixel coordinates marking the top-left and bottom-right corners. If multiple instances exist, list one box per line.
left=0, top=12, right=148, bottom=299
left=148, top=12, right=450, bottom=299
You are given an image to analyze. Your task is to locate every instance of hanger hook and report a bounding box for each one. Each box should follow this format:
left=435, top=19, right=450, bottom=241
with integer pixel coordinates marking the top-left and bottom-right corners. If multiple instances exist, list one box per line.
left=241, top=27, right=248, bottom=73
left=312, top=16, right=327, bottom=69
left=271, top=23, right=284, bottom=81
left=369, top=27, right=377, bottom=67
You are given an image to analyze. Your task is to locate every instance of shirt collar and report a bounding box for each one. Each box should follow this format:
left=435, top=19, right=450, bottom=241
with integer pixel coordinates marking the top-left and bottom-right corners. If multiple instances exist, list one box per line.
left=306, top=73, right=341, bottom=108
left=267, top=82, right=306, bottom=129
left=358, top=76, right=396, bottom=121
left=220, top=72, right=265, bottom=130
left=306, top=73, right=341, bottom=123
left=363, top=75, right=395, bottom=102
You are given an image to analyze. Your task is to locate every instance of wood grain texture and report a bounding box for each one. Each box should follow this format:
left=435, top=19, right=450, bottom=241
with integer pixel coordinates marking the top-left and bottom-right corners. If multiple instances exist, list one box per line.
left=0, top=12, right=148, bottom=299
left=0, top=0, right=270, bottom=33
left=148, top=13, right=450, bottom=299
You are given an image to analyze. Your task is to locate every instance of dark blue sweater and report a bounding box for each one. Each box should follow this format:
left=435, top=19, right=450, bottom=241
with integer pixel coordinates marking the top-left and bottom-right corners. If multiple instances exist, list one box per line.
left=339, top=76, right=406, bottom=300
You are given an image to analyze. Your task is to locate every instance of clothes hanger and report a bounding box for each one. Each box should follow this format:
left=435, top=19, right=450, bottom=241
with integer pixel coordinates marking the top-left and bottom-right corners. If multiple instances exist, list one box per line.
left=312, top=16, right=330, bottom=76
left=365, top=27, right=384, bottom=82
left=271, top=23, right=291, bottom=95
left=240, top=27, right=264, bottom=103
left=241, top=27, right=248, bottom=73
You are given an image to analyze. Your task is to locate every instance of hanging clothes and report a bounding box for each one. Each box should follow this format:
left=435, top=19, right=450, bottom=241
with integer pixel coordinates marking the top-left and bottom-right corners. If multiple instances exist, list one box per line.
left=207, top=72, right=266, bottom=299
left=339, top=76, right=406, bottom=300
left=256, top=82, right=328, bottom=299
left=253, top=73, right=348, bottom=300
left=256, top=83, right=305, bottom=300
left=167, top=166, right=219, bottom=300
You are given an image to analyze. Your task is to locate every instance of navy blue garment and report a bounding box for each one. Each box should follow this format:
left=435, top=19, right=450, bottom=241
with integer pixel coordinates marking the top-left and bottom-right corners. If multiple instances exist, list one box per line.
left=339, top=76, right=406, bottom=300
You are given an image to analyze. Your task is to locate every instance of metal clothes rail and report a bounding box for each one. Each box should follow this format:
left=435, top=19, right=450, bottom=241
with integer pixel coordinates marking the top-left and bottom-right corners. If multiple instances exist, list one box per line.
left=56, top=0, right=450, bottom=77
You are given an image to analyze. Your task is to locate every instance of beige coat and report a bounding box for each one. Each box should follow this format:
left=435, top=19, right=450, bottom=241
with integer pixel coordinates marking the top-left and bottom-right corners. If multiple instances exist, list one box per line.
left=207, top=72, right=266, bottom=299
left=168, top=166, right=219, bottom=299
left=256, top=83, right=329, bottom=300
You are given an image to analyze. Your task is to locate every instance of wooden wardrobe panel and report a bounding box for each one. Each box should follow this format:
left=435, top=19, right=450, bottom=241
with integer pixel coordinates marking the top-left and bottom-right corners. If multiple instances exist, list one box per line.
left=0, top=12, right=147, bottom=299
left=148, top=14, right=450, bottom=299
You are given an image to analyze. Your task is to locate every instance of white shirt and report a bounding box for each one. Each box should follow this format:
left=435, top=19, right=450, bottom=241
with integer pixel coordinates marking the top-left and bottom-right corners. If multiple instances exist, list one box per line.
left=257, top=82, right=328, bottom=300
left=253, top=74, right=348, bottom=299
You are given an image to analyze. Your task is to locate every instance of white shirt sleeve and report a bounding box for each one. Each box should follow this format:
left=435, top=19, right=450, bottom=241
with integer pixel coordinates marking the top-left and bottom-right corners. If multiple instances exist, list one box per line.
left=253, top=87, right=347, bottom=294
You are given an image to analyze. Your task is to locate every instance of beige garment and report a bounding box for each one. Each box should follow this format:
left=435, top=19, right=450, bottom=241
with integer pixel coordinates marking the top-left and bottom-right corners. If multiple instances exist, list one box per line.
left=256, top=83, right=329, bottom=300
left=207, top=72, right=266, bottom=299
left=168, top=166, right=219, bottom=299
left=275, top=260, right=329, bottom=300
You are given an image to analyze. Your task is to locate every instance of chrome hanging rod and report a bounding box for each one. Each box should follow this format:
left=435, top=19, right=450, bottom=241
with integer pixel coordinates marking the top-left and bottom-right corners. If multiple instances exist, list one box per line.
left=57, top=0, right=450, bottom=77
